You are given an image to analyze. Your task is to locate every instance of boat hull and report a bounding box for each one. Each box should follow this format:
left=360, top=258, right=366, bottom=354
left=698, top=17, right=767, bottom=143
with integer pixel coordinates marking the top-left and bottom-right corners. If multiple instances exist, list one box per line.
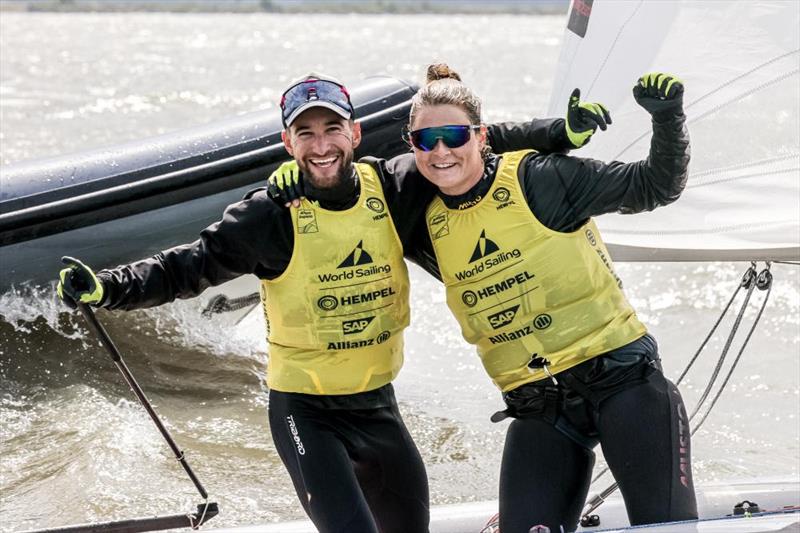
left=205, top=479, right=800, bottom=533
left=0, top=76, right=418, bottom=291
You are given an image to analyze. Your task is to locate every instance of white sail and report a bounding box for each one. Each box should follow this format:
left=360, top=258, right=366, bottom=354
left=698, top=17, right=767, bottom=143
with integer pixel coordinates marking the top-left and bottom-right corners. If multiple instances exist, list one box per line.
left=547, top=0, right=800, bottom=261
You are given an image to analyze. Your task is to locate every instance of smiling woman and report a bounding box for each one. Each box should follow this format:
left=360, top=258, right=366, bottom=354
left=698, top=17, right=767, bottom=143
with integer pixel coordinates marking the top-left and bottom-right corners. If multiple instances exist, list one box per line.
left=408, top=62, right=698, bottom=532
left=406, top=64, right=488, bottom=196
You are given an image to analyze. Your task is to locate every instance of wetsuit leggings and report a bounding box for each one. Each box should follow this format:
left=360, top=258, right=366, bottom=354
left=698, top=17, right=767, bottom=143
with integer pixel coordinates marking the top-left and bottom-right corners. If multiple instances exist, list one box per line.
left=498, top=335, right=698, bottom=533
left=268, top=388, right=429, bottom=533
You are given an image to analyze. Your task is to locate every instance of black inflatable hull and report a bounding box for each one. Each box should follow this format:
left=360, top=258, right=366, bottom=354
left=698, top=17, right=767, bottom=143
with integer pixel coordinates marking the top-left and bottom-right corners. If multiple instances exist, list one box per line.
left=0, top=76, right=418, bottom=291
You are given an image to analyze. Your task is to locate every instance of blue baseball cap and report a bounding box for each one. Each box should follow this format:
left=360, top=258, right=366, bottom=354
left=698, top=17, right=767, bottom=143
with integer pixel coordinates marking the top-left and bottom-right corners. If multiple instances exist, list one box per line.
left=280, top=72, right=354, bottom=128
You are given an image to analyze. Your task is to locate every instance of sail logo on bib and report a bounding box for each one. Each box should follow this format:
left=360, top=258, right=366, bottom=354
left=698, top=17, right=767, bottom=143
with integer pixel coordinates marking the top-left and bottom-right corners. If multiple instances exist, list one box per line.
left=317, top=241, right=391, bottom=282
left=469, top=230, right=500, bottom=262
left=455, top=230, right=522, bottom=281
left=338, top=240, right=373, bottom=268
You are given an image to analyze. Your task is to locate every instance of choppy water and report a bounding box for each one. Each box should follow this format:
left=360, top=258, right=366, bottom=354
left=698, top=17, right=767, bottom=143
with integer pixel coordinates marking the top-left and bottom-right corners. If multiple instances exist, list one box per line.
left=1, top=12, right=799, bottom=532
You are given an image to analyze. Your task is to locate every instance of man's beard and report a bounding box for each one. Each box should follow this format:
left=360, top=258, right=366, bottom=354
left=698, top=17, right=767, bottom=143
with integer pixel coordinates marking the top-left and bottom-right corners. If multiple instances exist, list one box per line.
left=299, top=150, right=357, bottom=206
left=298, top=150, right=355, bottom=189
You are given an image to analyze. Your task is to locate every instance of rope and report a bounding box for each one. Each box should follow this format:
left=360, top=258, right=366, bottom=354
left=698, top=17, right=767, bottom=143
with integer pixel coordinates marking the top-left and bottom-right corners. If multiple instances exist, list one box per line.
left=686, top=266, right=758, bottom=420
left=201, top=292, right=261, bottom=317
left=589, top=263, right=751, bottom=485
left=683, top=50, right=799, bottom=112
left=687, top=167, right=800, bottom=190
left=675, top=269, right=749, bottom=385
left=188, top=499, right=211, bottom=530
left=582, top=262, right=774, bottom=520
left=691, top=266, right=773, bottom=432
left=687, top=153, right=800, bottom=180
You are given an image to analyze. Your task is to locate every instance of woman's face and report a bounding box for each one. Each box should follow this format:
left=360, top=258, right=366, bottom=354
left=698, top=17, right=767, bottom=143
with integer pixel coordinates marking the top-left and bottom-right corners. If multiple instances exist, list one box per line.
left=410, top=104, right=487, bottom=196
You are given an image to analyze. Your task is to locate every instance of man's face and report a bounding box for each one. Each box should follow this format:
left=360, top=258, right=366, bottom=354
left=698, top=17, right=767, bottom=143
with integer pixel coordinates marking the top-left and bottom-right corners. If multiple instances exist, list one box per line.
left=282, top=107, right=362, bottom=189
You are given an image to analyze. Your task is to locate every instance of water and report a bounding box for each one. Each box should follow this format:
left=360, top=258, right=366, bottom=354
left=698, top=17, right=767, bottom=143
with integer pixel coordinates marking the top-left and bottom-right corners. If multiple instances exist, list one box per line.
left=1, top=11, right=799, bottom=532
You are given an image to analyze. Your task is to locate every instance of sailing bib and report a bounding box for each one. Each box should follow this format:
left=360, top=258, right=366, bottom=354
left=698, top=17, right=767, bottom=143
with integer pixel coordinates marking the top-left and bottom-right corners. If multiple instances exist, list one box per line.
left=261, top=163, right=410, bottom=395
left=426, top=150, right=646, bottom=392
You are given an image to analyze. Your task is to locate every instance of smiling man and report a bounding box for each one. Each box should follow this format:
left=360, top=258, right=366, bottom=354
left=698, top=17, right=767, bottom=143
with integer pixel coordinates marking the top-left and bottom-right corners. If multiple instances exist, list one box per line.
left=57, top=72, right=607, bottom=533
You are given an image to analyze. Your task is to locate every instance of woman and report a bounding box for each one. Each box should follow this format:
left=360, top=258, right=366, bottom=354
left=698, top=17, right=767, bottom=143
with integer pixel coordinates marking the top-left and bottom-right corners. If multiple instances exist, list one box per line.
left=406, top=64, right=697, bottom=532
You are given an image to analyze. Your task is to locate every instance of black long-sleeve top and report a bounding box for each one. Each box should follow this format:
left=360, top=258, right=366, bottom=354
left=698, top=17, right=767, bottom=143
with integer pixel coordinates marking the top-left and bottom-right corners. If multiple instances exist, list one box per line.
left=98, top=119, right=572, bottom=309
left=408, top=110, right=690, bottom=280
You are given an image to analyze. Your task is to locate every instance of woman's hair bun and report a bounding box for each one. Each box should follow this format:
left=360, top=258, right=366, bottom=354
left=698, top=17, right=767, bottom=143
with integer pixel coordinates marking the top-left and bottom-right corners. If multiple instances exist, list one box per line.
left=426, top=63, right=462, bottom=84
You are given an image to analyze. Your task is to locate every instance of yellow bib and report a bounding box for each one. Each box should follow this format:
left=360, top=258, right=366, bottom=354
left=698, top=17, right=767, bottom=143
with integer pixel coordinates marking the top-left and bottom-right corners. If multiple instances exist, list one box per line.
left=426, top=150, right=647, bottom=392
left=261, top=163, right=410, bottom=395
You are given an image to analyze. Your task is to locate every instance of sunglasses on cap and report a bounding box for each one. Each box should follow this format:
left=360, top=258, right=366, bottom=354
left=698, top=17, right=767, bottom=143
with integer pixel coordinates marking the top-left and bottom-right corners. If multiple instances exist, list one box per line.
left=280, top=78, right=354, bottom=127
left=407, top=125, right=481, bottom=152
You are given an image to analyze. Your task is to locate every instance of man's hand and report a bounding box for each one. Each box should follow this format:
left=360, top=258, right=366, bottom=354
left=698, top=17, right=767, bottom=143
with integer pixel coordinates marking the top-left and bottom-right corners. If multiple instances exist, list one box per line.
left=633, top=72, right=684, bottom=115
left=565, top=88, right=611, bottom=148
left=57, top=256, right=104, bottom=309
left=267, top=160, right=304, bottom=208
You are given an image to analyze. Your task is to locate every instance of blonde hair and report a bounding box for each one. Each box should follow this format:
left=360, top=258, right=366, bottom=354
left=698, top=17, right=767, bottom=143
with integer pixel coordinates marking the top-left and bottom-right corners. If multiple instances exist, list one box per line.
left=409, top=63, right=489, bottom=159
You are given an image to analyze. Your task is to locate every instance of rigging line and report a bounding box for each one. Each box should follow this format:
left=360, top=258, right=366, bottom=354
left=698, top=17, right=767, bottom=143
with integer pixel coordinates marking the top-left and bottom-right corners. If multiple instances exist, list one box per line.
left=683, top=48, right=800, bottom=112
left=774, top=260, right=800, bottom=266
left=583, top=267, right=766, bottom=520
left=675, top=272, right=747, bottom=385
left=687, top=266, right=758, bottom=421
left=688, top=153, right=800, bottom=179
left=686, top=68, right=800, bottom=126
left=589, top=264, right=751, bottom=486
left=586, top=0, right=644, bottom=96
left=612, top=67, right=799, bottom=161
left=584, top=263, right=756, bottom=486
left=692, top=268, right=773, bottom=434
left=688, top=167, right=800, bottom=189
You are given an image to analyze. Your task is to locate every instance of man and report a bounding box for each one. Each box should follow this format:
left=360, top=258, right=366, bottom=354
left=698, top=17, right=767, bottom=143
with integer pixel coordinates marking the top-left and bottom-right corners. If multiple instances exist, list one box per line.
left=57, top=72, right=607, bottom=533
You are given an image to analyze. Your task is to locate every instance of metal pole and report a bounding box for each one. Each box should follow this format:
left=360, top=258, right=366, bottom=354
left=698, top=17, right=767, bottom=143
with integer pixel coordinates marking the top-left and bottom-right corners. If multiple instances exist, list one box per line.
left=76, top=303, right=209, bottom=500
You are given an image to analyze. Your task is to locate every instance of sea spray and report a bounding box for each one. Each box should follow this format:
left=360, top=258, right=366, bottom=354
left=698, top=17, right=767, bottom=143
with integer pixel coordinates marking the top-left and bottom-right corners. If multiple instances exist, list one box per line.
left=145, top=297, right=267, bottom=362
left=0, top=284, right=85, bottom=339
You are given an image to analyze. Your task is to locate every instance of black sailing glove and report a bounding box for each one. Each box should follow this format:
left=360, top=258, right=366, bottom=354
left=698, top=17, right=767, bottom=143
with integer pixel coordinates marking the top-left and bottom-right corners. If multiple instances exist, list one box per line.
left=565, top=88, right=612, bottom=148
left=267, top=160, right=305, bottom=208
left=57, top=256, right=105, bottom=309
left=633, top=72, right=684, bottom=116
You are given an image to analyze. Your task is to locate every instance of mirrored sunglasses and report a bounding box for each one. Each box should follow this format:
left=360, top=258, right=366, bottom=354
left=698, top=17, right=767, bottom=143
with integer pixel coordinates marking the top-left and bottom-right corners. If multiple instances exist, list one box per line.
left=408, top=125, right=480, bottom=152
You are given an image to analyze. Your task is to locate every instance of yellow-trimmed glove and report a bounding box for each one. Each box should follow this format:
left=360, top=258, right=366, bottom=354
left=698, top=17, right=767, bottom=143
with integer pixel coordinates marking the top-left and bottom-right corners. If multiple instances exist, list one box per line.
left=565, top=88, right=611, bottom=148
left=267, top=160, right=304, bottom=208
left=633, top=72, right=684, bottom=115
left=57, top=256, right=104, bottom=309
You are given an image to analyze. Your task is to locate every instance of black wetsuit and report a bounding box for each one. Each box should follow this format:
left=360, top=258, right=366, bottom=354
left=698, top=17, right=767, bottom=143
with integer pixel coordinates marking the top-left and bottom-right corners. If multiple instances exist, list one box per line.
left=95, top=119, right=571, bottom=533
left=407, top=108, right=698, bottom=532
